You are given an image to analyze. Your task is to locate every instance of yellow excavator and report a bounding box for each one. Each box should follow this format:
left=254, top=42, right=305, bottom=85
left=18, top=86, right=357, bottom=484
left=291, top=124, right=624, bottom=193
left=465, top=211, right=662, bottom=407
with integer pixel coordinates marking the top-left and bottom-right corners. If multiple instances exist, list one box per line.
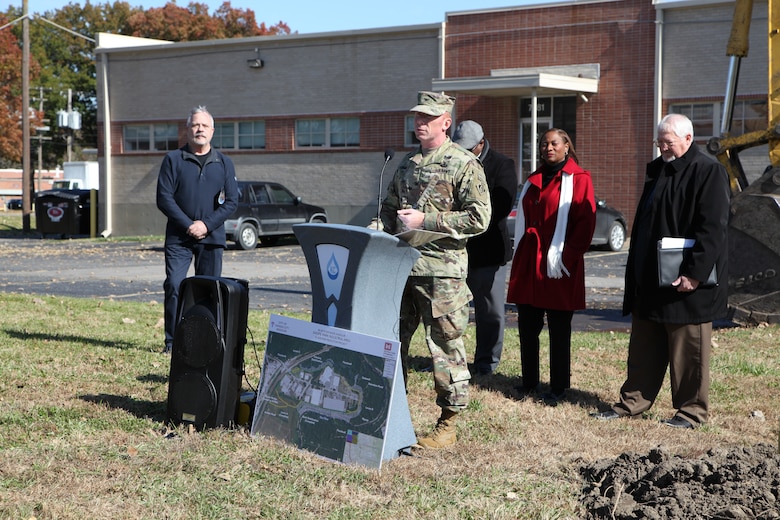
left=706, top=0, right=780, bottom=324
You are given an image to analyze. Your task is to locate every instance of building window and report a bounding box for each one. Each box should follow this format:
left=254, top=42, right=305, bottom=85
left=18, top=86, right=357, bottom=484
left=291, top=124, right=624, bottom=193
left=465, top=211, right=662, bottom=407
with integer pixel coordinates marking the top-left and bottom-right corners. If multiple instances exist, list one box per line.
left=213, top=120, right=266, bottom=150
left=730, top=99, right=767, bottom=136
left=154, top=124, right=179, bottom=151
left=295, top=117, right=359, bottom=148
left=669, top=103, right=716, bottom=139
left=671, top=101, right=766, bottom=141
left=238, top=121, right=266, bottom=149
left=123, top=125, right=151, bottom=151
left=123, top=124, right=179, bottom=152
left=330, top=118, right=360, bottom=147
left=405, top=115, right=420, bottom=147
left=296, top=119, right=327, bottom=147
left=213, top=122, right=235, bottom=149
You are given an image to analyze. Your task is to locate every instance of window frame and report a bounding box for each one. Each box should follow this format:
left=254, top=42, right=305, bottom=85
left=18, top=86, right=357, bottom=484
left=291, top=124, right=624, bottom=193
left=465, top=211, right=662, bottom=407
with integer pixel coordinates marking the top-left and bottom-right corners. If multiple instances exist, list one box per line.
left=669, top=103, right=717, bottom=140
left=123, top=123, right=179, bottom=152
left=404, top=115, right=420, bottom=147
left=123, top=124, right=152, bottom=152
left=213, top=120, right=266, bottom=150
left=295, top=117, right=360, bottom=148
left=153, top=123, right=180, bottom=151
left=729, top=99, right=767, bottom=136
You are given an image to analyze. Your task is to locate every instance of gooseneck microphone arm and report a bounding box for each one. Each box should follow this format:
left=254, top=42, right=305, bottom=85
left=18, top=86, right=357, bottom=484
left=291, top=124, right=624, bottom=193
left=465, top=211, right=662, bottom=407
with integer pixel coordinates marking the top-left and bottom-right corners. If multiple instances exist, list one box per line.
left=376, top=148, right=394, bottom=228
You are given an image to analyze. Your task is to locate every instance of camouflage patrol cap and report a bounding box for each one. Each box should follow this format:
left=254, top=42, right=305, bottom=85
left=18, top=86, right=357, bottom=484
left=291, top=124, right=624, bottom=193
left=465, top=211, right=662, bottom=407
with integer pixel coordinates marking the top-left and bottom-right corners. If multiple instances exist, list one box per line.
left=410, top=91, right=455, bottom=116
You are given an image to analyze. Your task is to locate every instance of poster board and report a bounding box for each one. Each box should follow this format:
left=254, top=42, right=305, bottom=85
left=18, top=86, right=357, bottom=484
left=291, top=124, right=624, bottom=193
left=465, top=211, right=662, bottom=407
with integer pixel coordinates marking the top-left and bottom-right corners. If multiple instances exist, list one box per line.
left=250, top=314, right=414, bottom=469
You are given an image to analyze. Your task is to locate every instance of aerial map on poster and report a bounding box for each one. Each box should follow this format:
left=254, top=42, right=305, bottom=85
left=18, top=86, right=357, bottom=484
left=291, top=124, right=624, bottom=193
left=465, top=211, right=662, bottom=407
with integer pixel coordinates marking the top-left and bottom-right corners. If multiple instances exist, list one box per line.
left=250, top=314, right=401, bottom=469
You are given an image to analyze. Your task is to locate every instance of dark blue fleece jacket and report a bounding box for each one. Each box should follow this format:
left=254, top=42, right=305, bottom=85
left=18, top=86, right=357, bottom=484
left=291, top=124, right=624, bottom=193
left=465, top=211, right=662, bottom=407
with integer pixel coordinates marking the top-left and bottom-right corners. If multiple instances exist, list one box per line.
left=156, top=145, right=238, bottom=246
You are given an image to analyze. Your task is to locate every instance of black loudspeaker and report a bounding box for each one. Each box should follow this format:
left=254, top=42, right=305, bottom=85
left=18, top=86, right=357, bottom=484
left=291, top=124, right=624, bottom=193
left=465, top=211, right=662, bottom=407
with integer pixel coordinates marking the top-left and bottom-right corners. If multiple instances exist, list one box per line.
left=166, top=276, right=249, bottom=430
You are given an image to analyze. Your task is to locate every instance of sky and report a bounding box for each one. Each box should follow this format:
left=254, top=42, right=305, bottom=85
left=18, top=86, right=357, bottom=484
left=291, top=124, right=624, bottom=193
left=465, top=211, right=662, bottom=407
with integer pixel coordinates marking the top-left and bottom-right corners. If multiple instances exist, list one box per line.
left=20, top=0, right=546, bottom=34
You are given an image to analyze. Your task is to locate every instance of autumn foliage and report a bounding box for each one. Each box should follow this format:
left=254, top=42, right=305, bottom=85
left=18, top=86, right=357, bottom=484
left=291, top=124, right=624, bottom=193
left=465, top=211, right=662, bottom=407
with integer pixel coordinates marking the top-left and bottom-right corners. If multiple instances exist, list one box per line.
left=0, top=15, right=43, bottom=164
left=0, top=16, right=23, bottom=162
left=126, top=2, right=290, bottom=41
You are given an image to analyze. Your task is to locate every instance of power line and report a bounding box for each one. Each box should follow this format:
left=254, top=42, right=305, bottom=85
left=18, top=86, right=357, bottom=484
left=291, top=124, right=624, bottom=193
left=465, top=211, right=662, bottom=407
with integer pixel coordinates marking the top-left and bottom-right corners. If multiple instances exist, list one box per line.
left=33, top=15, right=95, bottom=43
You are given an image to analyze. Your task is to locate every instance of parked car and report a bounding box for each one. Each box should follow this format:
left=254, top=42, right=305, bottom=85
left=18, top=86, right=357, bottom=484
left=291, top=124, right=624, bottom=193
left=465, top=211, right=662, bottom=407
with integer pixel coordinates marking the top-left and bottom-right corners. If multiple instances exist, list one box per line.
left=225, top=181, right=328, bottom=250
left=6, top=198, right=22, bottom=210
left=508, top=197, right=627, bottom=252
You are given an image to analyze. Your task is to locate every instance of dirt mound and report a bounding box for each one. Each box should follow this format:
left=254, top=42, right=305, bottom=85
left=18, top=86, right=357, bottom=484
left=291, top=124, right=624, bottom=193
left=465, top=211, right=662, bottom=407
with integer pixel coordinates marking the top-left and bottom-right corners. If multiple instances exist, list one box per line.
left=580, top=443, right=780, bottom=519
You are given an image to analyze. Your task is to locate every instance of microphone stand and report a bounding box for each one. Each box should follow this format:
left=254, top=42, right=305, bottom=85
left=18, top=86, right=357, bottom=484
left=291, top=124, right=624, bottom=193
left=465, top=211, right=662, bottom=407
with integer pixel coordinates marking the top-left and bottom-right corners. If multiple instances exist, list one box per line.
left=376, top=149, right=394, bottom=227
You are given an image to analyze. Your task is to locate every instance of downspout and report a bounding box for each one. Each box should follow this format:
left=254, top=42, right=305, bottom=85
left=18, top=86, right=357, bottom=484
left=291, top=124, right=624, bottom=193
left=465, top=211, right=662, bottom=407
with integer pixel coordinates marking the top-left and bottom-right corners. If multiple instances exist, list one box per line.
left=98, top=49, right=113, bottom=237
left=439, top=21, right=446, bottom=88
left=531, top=89, right=538, bottom=173
left=654, top=6, right=664, bottom=159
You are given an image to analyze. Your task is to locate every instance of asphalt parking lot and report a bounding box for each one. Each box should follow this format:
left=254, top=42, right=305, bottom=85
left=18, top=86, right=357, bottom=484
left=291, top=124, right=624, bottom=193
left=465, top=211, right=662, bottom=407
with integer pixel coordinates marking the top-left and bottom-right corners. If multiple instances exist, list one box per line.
left=0, top=235, right=632, bottom=332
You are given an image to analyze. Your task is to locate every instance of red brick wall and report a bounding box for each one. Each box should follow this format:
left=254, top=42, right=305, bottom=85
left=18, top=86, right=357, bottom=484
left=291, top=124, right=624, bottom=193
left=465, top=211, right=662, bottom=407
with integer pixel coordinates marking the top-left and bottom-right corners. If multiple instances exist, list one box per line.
left=362, top=112, right=409, bottom=152
left=444, top=0, right=657, bottom=225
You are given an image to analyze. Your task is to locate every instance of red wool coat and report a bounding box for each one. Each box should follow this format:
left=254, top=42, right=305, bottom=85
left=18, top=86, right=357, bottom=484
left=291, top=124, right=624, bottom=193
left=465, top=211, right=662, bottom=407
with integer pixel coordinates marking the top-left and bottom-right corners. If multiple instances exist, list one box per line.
left=507, top=158, right=596, bottom=311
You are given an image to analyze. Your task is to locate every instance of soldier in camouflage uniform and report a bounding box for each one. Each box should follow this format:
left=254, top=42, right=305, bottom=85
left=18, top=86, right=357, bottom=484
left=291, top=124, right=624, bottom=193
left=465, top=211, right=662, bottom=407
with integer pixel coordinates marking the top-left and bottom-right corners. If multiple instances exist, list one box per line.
left=379, top=91, right=491, bottom=449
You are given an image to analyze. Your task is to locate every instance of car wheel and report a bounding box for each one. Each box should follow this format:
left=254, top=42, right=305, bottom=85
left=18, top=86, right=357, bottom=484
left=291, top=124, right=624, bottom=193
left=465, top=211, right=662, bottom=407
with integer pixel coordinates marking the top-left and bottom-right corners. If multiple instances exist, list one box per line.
left=606, top=221, right=626, bottom=252
left=237, top=222, right=258, bottom=250
left=260, top=236, right=279, bottom=246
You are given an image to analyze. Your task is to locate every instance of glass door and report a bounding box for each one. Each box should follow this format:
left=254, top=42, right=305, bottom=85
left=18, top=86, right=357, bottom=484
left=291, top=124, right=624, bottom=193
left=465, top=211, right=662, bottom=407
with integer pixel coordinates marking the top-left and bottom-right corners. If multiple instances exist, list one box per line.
left=520, top=121, right=551, bottom=179
left=519, top=96, right=577, bottom=180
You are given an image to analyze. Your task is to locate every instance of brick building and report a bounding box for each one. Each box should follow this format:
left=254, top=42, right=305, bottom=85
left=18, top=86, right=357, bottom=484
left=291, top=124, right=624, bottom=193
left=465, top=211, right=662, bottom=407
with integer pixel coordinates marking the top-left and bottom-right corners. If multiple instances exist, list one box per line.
left=94, top=0, right=767, bottom=237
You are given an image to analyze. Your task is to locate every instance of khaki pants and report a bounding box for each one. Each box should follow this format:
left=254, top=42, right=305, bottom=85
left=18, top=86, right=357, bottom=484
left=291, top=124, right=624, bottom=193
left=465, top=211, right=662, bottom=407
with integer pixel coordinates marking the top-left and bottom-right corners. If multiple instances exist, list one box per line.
left=614, top=316, right=712, bottom=425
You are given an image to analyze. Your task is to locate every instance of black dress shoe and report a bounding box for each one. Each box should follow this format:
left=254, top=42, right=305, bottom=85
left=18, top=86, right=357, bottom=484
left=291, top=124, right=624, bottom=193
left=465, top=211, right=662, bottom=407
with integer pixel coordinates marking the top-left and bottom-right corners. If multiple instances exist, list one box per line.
left=661, top=416, right=694, bottom=429
left=591, top=410, right=620, bottom=420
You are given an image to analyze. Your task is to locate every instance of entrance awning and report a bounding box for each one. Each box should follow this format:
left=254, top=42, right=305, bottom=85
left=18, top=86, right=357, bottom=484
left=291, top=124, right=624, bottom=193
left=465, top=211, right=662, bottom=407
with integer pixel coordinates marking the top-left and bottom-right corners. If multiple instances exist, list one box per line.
left=432, top=63, right=600, bottom=97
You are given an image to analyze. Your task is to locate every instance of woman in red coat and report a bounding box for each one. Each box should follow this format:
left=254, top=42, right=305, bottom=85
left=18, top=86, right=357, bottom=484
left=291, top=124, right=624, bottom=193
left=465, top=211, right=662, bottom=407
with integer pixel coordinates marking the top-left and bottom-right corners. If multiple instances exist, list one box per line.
left=507, top=128, right=596, bottom=403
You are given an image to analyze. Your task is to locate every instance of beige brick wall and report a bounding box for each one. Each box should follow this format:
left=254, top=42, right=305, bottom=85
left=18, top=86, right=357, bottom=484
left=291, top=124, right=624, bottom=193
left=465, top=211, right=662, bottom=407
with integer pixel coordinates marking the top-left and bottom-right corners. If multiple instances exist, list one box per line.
left=98, top=27, right=440, bottom=236
left=662, top=1, right=767, bottom=99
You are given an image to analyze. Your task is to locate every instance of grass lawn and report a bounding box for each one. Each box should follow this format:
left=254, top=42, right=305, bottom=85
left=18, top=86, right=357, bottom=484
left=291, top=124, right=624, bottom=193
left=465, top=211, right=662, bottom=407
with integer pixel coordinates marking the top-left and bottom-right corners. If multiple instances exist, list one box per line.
left=0, top=292, right=777, bottom=519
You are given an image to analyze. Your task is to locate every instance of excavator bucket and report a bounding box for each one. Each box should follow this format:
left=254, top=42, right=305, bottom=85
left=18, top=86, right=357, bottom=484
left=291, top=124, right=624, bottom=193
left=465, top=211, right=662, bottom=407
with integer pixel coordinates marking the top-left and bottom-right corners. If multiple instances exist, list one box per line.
left=727, top=166, right=780, bottom=324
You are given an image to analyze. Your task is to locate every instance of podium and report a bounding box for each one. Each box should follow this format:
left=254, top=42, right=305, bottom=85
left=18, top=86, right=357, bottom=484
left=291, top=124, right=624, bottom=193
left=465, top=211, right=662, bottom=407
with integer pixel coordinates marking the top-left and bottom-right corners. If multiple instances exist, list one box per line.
left=292, top=223, right=420, bottom=463
left=293, top=224, right=419, bottom=338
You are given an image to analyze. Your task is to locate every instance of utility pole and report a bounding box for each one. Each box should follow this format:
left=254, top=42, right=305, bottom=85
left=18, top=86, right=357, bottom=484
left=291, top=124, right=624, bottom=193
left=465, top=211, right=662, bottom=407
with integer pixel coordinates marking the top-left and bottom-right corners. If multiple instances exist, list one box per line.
left=36, top=86, right=51, bottom=192
left=37, top=87, right=43, bottom=192
left=67, top=88, right=72, bottom=162
left=22, top=0, right=31, bottom=231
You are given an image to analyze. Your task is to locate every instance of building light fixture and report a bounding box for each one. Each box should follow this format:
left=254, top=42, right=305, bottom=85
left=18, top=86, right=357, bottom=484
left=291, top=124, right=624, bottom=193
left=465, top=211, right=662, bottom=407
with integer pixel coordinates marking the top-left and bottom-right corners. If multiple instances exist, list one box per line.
left=247, top=48, right=264, bottom=69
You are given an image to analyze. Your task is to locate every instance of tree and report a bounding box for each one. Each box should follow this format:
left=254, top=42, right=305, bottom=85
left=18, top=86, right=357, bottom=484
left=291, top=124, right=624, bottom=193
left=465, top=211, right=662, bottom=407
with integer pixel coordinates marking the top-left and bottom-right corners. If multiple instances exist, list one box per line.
left=213, top=2, right=291, bottom=39
left=125, top=2, right=290, bottom=41
left=0, top=14, right=42, bottom=167
left=24, top=2, right=141, bottom=166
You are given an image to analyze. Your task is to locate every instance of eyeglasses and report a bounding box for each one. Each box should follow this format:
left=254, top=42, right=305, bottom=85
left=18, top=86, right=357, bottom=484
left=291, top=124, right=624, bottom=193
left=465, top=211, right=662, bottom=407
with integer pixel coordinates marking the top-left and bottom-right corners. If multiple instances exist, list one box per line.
left=653, top=139, right=679, bottom=148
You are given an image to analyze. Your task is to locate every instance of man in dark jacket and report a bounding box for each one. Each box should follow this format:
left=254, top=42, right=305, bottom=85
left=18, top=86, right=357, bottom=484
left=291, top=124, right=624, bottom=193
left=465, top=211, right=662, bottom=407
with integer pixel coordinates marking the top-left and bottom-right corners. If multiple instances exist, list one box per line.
left=453, top=120, right=518, bottom=375
left=593, top=113, right=730, bottom=428
left=156, top=106, right=239, bottom=353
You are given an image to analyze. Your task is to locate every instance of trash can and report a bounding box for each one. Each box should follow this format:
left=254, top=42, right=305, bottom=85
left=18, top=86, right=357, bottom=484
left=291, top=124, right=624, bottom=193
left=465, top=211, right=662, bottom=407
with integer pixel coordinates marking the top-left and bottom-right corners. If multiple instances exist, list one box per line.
left=35, top=189, right=96, bottom=238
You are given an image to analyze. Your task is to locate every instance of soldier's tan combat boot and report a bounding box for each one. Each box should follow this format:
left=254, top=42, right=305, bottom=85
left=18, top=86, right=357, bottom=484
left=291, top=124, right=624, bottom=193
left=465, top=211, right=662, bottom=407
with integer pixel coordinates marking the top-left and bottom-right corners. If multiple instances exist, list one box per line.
left=416, top=409, right=458, bottom=449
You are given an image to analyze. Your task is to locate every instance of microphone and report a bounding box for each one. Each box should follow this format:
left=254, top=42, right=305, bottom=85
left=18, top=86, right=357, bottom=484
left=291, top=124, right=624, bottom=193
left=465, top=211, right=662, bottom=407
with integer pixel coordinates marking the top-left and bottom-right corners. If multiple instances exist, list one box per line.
left=376, top=148, right=395, bottom=228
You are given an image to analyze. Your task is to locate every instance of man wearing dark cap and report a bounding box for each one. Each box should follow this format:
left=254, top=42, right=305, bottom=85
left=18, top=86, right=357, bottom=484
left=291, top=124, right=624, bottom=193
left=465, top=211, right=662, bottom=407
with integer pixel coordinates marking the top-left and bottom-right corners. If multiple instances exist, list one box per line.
left=453, top=120, right=518, bottom=376
left=378, top=91, right=491, bottom=448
